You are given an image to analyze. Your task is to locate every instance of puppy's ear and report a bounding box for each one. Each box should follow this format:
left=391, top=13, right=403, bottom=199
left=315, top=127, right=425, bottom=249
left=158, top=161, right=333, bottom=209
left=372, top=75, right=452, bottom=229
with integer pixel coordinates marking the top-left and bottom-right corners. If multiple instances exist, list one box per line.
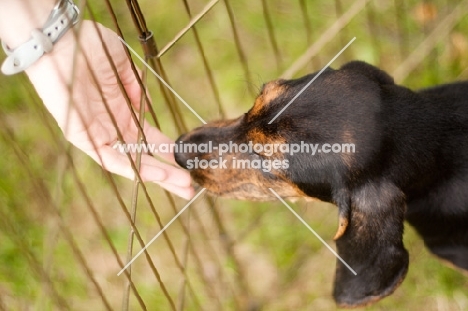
left=333, top=181, right=409, bottom=308
left=340, top=61, right=394, bottom=86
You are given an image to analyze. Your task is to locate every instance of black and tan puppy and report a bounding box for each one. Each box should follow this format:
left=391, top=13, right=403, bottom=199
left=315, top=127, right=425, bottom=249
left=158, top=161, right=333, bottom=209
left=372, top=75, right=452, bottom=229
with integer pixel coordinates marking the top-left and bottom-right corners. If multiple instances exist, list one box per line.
left=174, top=61, right=468, bottom=307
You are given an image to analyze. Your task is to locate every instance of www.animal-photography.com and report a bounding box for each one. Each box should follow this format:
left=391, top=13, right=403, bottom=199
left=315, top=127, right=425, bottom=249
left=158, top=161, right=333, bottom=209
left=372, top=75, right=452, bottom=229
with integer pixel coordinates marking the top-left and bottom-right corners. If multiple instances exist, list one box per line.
left=0, top=0, right=467, bottom=310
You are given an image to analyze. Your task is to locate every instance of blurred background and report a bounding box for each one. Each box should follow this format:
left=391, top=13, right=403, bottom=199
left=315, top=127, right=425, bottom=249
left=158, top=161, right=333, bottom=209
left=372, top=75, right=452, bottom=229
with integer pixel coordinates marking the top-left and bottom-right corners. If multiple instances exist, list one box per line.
left=1, top=0, right=468, bottom=310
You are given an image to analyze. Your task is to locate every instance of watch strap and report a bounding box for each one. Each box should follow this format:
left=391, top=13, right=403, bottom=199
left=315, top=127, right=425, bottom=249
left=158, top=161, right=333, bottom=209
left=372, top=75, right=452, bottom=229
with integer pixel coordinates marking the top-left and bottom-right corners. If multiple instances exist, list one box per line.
left=1, top=0, right=79, bottom=75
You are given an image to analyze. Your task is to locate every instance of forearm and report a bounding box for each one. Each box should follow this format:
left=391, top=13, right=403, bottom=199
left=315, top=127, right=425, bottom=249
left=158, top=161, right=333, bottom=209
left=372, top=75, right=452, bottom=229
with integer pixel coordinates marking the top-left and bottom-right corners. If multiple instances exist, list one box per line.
left=0, top=0, right=57, bottom=48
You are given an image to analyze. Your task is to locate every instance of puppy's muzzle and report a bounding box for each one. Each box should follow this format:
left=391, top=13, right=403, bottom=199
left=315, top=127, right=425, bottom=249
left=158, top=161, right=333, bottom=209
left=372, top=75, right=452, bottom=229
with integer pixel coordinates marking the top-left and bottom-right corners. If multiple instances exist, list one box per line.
left=174, top=132, right=203, bottom=170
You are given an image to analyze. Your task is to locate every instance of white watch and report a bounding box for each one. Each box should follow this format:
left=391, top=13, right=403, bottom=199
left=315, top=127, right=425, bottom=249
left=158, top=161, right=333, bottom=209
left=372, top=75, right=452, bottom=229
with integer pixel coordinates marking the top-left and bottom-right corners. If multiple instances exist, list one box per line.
left=1, top=0, right=80, bottom=75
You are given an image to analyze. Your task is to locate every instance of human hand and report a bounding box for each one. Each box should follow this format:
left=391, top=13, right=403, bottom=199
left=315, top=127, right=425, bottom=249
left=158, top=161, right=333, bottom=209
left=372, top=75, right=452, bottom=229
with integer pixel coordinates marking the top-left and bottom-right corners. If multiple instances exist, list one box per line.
left=24, top=20, right=194, bottom=200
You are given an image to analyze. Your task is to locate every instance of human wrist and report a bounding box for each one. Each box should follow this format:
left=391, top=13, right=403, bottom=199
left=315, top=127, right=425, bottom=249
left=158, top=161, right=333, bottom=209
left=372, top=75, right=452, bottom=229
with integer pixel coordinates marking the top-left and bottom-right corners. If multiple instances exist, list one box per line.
left=1, top=0, right=80, bottom=75
left=0, top=0, right=57, bottom=49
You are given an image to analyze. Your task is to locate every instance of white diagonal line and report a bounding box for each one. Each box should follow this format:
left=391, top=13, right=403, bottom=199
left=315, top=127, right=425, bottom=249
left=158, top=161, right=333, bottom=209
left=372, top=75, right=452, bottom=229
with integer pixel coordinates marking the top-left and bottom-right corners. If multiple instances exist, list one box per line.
left=118, top=37, right=207, bottom=125
left=269, top=188, right=357, bottom=275
left=268, top=37, right=356, bottom=124
left=157, top=0, right=220, bottom=58
left=117, top=188, right=206, bottom=276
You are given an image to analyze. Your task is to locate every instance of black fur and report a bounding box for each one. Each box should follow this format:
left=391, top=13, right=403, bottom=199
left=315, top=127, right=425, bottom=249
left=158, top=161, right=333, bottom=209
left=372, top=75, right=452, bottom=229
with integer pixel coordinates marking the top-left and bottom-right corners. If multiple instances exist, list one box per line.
left=174, top=61, right=468, bottom=307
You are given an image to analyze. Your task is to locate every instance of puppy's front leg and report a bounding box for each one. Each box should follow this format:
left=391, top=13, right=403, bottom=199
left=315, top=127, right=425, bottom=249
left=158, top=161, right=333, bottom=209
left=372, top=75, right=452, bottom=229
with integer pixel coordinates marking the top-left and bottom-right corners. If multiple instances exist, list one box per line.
left=333, top=181, right=409, bottom=308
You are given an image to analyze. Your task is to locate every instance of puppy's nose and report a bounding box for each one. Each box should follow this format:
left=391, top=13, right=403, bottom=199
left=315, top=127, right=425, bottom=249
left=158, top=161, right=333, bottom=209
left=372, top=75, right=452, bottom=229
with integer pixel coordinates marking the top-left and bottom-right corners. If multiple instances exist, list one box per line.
left=174, top=133, right=194, bottom=170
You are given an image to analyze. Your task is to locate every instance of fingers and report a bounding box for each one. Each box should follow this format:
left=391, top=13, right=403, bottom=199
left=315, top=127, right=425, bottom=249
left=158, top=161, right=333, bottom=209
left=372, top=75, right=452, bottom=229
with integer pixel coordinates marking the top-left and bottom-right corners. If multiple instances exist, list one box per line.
left=87, top=145, right=194, bottom=200
left=115, top=57, right=180, bottom=166
left=140, top=156, right=195, bottom=200
left=121, top=66, right=144, bottom=110
left=93, top=23, right=146, bottom=112
left=64, top=22, right=193, bottom=199
left=108, top=30, right=182, bottom=165
left=115, top=40, right=148, bottom=112
left=142, top=122, right=179, bottom=164
left=118, top=122, right=180, bottom=165
left=138, top=153, right=192, bottom=187
left=154, top=181, right=196, bottom=201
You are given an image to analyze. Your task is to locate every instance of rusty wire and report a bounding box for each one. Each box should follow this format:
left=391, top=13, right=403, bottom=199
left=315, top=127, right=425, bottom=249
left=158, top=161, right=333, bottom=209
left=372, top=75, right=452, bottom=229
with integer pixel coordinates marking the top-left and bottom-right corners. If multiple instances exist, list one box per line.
left=1, top=0, right=468, bottom=310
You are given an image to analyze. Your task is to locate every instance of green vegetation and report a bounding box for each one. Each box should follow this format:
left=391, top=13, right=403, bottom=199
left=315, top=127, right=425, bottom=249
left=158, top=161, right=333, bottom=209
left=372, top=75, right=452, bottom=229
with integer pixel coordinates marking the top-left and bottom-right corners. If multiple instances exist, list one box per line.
left=1, top=0, right=467, bottom=310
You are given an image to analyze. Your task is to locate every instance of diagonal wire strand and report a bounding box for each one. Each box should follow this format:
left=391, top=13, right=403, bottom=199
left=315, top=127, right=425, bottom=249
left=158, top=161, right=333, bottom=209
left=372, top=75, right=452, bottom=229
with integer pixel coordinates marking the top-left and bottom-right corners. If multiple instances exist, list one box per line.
left=269, top=37, right=355, bottom=124
left=0, top=118, right=114, bottom=310
left=157, top=0, right=220, bottom=58
left=281, top=0, right=369, bottom=79
left=118, top=188, right=207, bottom=276
left=121, top=65, right=149, bottom=311
left=117, top=29, right=231, bottom=305
left=182, top=0, right=225, bottom=118
left=85, top=17, right=208, bottom=311
left=104, top=2, right=234, bottom=305
left=57, top=6, right=180, bottom=307
left=119, top=3, right=249, bottom=305
left=22, top=77, right=149, bottom=310
left=119, top=37, right=207, bottom=124
left=223, top=0, right=256, bottom=96
left=261, top=0, right=282, bottom=72
left=392, top=0, right=468, bottom=83
left=269, top=189, right=357, bottom=276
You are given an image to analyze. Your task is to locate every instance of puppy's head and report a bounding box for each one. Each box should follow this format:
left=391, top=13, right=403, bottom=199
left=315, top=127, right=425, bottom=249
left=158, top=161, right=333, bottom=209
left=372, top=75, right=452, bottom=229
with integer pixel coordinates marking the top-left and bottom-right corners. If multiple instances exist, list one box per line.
left=175, top=61, right=389, bottom=199
left=175, top=61, right=409, bottom=307
left=174, top=79, right=312, bottom=200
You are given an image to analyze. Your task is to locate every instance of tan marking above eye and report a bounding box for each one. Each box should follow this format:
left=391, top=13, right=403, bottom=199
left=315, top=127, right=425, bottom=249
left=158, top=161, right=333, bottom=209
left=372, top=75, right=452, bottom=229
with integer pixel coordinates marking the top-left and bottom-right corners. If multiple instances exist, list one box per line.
left=247, top=128, right=286, bottom=146
left=262, top=80, right=285, bottom=103
left=245, top=129, right=287, bottom=158
left=249, top=97, right=265, bottom=117
left=249, top=80, right=286, bottom=117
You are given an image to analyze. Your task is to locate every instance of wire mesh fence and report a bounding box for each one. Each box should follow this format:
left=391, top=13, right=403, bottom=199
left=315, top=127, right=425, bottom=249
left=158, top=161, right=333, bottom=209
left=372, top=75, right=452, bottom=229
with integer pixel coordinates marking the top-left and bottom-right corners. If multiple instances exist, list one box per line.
left=1, top=0, right=468, bottom=310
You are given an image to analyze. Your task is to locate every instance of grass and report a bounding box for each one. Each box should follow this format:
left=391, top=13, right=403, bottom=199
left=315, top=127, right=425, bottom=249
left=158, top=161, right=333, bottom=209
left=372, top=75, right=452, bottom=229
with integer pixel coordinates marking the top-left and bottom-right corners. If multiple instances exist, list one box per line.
left=1, top=0, right=468, bottom=310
